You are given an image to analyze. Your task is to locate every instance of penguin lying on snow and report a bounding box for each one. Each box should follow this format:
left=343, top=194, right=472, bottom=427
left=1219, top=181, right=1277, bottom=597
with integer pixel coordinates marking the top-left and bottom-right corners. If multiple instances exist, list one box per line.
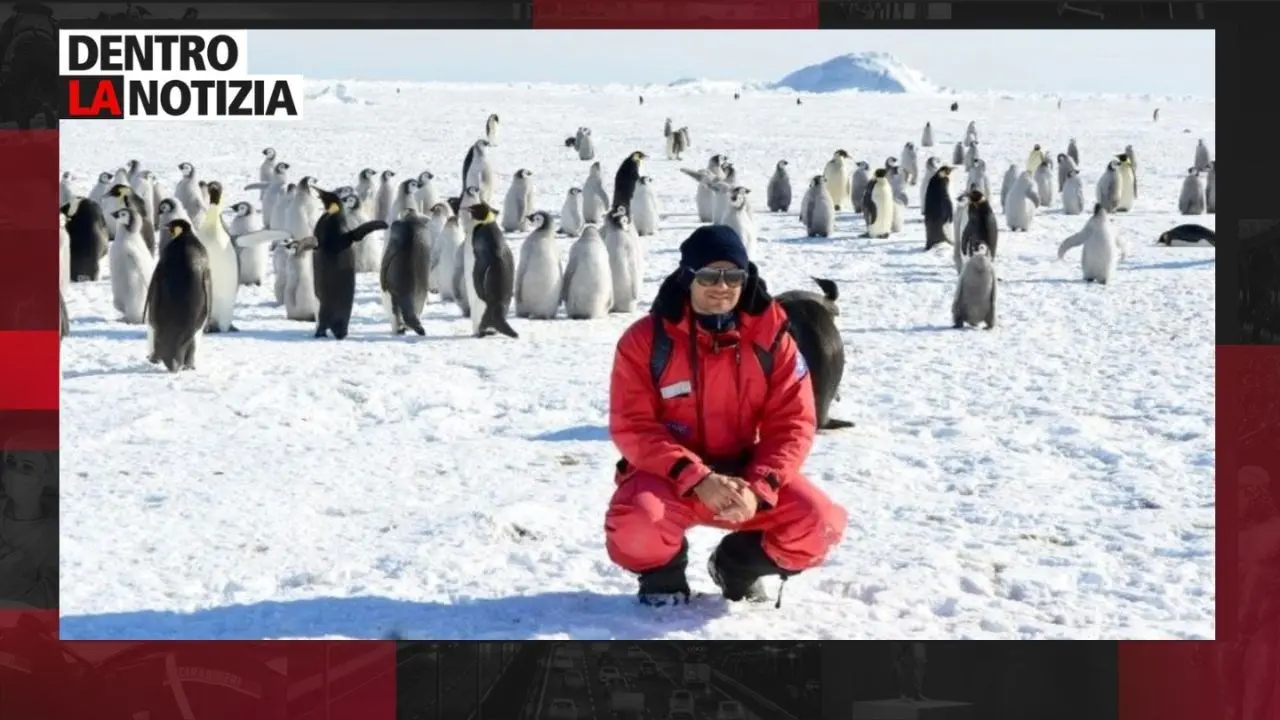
left=309, top=189, right=389, bottom=339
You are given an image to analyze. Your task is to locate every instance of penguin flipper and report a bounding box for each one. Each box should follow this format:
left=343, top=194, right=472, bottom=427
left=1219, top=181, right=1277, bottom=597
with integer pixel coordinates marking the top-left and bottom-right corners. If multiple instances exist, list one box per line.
left=1057, top=230, right=1088, bottom=260
left=346, top=220, right=389, bottom=246
left=234, top=229, right=291, bottom=249
left=561, top=251, right=579, bottom=305
left=812, top=277, right=839, bottom=302
left=244, top=182, right=268, bottom=191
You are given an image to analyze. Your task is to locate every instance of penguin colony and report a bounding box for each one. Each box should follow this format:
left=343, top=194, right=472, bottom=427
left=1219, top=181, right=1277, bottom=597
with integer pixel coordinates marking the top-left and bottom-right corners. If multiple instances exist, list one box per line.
left=60, top=96, right=1214, bottom=378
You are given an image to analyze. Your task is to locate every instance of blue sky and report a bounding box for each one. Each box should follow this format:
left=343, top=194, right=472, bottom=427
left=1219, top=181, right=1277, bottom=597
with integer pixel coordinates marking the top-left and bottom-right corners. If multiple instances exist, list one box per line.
left=247, top=30, right=1215, bottom=96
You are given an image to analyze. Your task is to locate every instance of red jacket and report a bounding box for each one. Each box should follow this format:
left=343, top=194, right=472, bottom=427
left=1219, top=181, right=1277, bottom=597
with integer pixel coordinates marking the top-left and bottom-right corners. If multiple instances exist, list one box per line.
left=608, top=271, right=816, bottom=507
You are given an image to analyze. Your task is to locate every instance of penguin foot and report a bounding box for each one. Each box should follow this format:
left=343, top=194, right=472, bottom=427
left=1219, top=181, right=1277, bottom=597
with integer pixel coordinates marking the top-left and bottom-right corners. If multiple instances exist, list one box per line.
left=147, top=353, right=159, bottom=365
left=393, top=327, right=406, bottom=336
left=314, top=329, right=327, bottom=338
left=204, top=325, right=220, bottom=334
left=227, top=324, right=240, bottom=332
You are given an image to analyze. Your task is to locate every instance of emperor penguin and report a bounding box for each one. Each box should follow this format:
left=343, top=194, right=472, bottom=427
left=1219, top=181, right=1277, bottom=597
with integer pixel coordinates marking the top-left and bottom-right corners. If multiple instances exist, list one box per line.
left=851, top=161, right=871, bottom=213
left=282, top=176, right=321, bottom=242
left=1124, top=145, right=1140, bottom=193
left=1067, top=138, right=1080, bottom=167
left=88, top=171, right=113, bottom=203
left=961, top=188, right=999, bottom=265
left=145, top=219, right=212, bottom=372
left=283, top=236, right=320, bottom=321
left=1033, top=159, right=1054, bottom=207
left=62, top=197, right=109, bottom=282
left=1025, top=145, right=1046, bottom=175
left=108, top=207, right=155, bottom=324
left=154, top=198, right=192, bottom=255
left=803, top=176, right=835, bottom=238
left=963, top=141, right=980, bottom=170
left=174, top=162, right=206, bottom=220
left=1004, top=170, right=1040, bottom=232
left=514, top=210, right=564, bottom=320
left=562, top=225, right=614, bottom=320
left=952, top=190, right=970, bottom=271
left=374, top=170, right=397, bottom=226
left=433, top=215, right=464, bottom=304
left=919, top=157, right=941, bottom=208
left=630, top=176, right=661, bottom=237
left=1096, top=161, right=1121, bottom=213
left=387, top=177, right=422, bottom=225
left=560, top=187, right=585, bottom=236
left=461, top=139, right=497, bottom=204
left=664, top=118, right=677, bottom=159
left=864, top=169, right=895, bottom=239
left=311, top=189, right=389, bottom=339
left=999, top=164, right=1019, bottom=208
left=888, top=168, right=909, bottom=234
left=258, top=162, right=290, bottom=227
left=612, top=151, right=647, bottom=217
left=380, top=207, right=432, bottom=336
left=227, top=201, right=268, bottom=286
left=127, top=171, right=159, bottom=253
left=921, top=122, right=934, bottom=148
left=502, top=169, right=536, bottom=233
left=59, top=211, right=71, bottom=295
left=424, top=203, right=453, bottom=293
left=1061, top=170, right=1086, bottom=215
left=354, top=168, right=378, bottom=210
left=1114, top=153, right=1137, bottom=212
left=348, top=193, right=384, bottom=275
left=195, top=182, right=242, bottom=333
left=922, top=165, right=955, bottom=251
left=575, top=127, right=596, bottom=161
left=105, top=183, right=156, bottom=256
left=681, top=154, right=727, bottom=223
left=458, top=185, right=484, bottom=242
left=1206, top=161, right=1216, bottom=214
left=1057, top=204, right=1123, bottom=284
left=723, top=187, right=757, bottom=258
left=710, top=162, right=739, bottom=223
left=258, top=147, right=278, bottom=184
left=413, top=171, right=439, bottom=214
left=964, top=121, right=979, bottom=146
left=485, top=113, right=501, bottom=146
left=603, top=207, right=644, bottom=314
left=1178, top=168, right=1207, bottom=215
left=822, top=150, right=853, bottom=211
left=952, top=245, right=997, bottom=330
left=767, top=160, right=792, bottom=213
left=465, top=202, right=519, bottom=338
left=901, top=142, right=920, bottom=186
left=1056, top=153, right=1078, bottom=192
left=582, top=161, right=611, bottom=225
left=965, top=159, right=990, bottom=201
left=951, top=142, right=965, bottom=166
left=58, top=172, right=75, bottom=208
left=1194, top=139, right=1212, bottom=172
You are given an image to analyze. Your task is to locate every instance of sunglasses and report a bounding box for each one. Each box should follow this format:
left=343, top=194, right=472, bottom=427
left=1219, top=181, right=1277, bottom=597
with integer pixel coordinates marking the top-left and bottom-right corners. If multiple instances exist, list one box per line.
left=692, top=267, right=747, bottom=287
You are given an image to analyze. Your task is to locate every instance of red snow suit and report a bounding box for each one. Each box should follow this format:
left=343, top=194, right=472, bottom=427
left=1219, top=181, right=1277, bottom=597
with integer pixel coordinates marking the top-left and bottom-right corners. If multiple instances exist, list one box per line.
left=604, top=269, right=847, bottom=574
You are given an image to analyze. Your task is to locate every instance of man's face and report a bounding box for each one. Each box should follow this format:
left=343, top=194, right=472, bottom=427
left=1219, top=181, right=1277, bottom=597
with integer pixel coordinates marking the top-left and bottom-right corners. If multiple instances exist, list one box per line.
left=1, top=452, right=47, bottom=506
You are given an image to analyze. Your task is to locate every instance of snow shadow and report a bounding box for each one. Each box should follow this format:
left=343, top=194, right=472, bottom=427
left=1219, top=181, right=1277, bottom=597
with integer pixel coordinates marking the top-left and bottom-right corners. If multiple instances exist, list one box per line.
left=532, top=425, right=610, bottom=442
left=59, top=591, right=731, bottom=640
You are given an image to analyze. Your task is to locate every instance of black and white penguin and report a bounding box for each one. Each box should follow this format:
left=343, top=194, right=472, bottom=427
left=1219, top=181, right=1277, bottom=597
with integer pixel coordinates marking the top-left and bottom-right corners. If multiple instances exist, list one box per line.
left=380, top=208, right=432, bottom=336
left=611, top=151, right=647, bottom=217
left=61, top=196, right=109, bottom=282
left=310, top=189, right=389, bottom=339
left=922, top=165, right=955, bottom=251
left=465, top=203, right=519, bottom=339
left=145, top=219, right=212, bottom=372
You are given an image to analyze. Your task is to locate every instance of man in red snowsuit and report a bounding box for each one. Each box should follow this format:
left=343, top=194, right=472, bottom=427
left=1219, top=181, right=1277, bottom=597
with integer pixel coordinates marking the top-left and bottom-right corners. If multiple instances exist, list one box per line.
left=604, top=225, right=848, bottom=606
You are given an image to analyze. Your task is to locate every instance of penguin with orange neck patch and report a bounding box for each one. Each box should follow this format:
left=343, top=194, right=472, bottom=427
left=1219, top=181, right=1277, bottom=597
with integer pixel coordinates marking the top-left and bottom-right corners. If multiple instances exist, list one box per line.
left=465, top=202, right=518, bottom=339
left=310, top=189, right=388, bottom=339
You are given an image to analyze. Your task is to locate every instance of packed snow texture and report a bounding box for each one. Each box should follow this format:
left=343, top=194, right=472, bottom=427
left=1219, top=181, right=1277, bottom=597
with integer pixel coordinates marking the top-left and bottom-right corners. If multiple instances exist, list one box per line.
left=59, top=79, right=1215, bottom=640
left=774, top=51, right=939, bottom=94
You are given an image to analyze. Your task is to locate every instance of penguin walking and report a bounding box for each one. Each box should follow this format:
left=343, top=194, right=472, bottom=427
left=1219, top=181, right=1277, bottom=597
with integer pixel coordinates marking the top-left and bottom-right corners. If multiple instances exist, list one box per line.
left=514, top=211, right=564, bottom=320
left=582, top=161, right=610, bottom=225
left=901, top=142, right=920, bottom=186
left=1061, top=171, right=1086, bottom=215
left=960, top=189, right=999, bottom=267
left=671, top=127, right=691, bottom=161
left=1057, top=204, right=1124, bottom=284
left=767, top=161, right=792, bottom=213
left=108, top=207, right=155, bottom=324
left=802, top=176, right=834, bottom=238
left=921, top=122, right=934, bottom=148
left=1178, top=168, right=1207, bottom=215
left=1206, top=162, right=1216, bottom=214
left=630, top=176, right=660, bottom=237
left=922, top=166, right=954, bottom=251
left=952, top=246, right=997, bottom=330
left=145, top=219, right=212, bottom=372
left=413, top=171, right=439, bottom=214
left=1096, top=161, right=1121, bottom=212
left=380, top=208, right=432, bottom=336
left=604, top=207, right=643, bottom=313
left=227, top=202, right=269, bottom=286
left=502, top=169, right=536, bottom=233
left=822, top=150, right=852, bottom=211
left=311, top=190, right=389, bottom=339
left=851, top=161, right=871, bottom=213
left=1194, top=139, right=1212, bottom=172
left=485, top=113, right=500, bottom=146
left=723, top=187, right=757, bottom=258
left=560, top=187, right=585, bottom=236
left=611, top=151, right=647, bottom=216
left=431, top=213, right=465, bottom=302
left=1004, top=171, right=1040, bottom=232
left=562, top=225, right=614, bottom=320
left=465, top=202, right=519, bottom=338
left=864, top=169, right=894, bottom=239
left=62, top=197, right=110, bottom=282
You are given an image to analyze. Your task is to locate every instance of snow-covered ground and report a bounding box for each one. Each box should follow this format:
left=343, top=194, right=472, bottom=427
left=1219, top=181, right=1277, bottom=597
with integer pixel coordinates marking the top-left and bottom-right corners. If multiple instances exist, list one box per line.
left=58, top=80, right=1215, bottom=640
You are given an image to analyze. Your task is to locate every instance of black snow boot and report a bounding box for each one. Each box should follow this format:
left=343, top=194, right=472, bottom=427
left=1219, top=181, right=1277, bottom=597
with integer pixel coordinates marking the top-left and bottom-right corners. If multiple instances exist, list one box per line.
left=637, top=539, right=692, bottom=606
left=708, top=530, right=794, bottom=607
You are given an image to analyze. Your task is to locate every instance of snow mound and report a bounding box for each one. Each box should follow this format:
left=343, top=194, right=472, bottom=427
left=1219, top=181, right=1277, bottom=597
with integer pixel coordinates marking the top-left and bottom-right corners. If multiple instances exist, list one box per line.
left=775, top=51, right=938, bottom=94
left=305, top=82, right=374, bottom=106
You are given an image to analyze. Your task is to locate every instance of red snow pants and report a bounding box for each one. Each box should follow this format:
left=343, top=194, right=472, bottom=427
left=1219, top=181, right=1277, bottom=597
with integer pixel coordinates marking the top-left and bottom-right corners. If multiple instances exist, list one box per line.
left=604, top=471, right=848, bottom=573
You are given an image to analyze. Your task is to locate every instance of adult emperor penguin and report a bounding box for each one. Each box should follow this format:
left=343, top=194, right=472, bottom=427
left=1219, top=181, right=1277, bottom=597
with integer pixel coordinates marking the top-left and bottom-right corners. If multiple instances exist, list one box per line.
left=380, top=208, right=432, bottom=336
left=767, top=160, right=792, bottom=213
left=413, top=170, right=439, bottom=213
left=921, top=121, right=934, bottom=148
left=630, top=176, right=661, bottom=237
left=1061, top=170, right=1086, bottom=215
left=461, top=139, right=497, bottom=204
left=960, top=188, right=999, bottom=266
left=822, top=149, right=853, bottom=211
left=465, top=202, right=519, bottom=338
left=154, top=198, right=192, bottom=255
left=195, top=182, right=243, bottom=333
left=386, top=177, right=421, bottom=226
left=803, top=176, right=835, bottom=238
left=174, top=162, right=206, bottom=220
left=1025, top=145, right=1046, bottom=175
left=611, top=151, right=647, bottom=217
left=514, top=211, right=564, bottom=320
left=311, top=189, right=389, bottom=339
left=560, top=187, right=585, bottom=236
left=485, top=113, right=501, bottom=146
left=1033, top=159, right=1054, bottom=207
left=146, top=219, right=212, bottom=372
left=502, top=169, right=536, bottom=233
left=1004, top=170, right=1040, bottom=232
left=62, top=197, right=109, bottom=282
left=922, top=165, right=955, bottom=251
left=901, top=142, right=920, bottom=186
left=952, top=245, right=997, bottom=330
left=1114, top=153, right=1137, bottom=212
left=1057, top=204, right=1122, bottom=284
left=1157, top=224, right=1216, bottom=247
left=1206, top=161, right=1216, bottom=214
left=864, top=168, right=895, bottom=239
left=1194, top=139, right=1212, bottom=172
left=851, top=161, right=871, bottom=213
left=604, top=207, right=644, bottom=313
left=1178, top=168, right=1207, bottom=215
left=227, top=201, right=269, bottom=286
left=918, top=157, right=940, bottom=208
left=562, top=225, right=614, bottom=320
left=107, top=207, right=154, bottom=324
left=1096, top=161, right=1121, bottom=212
left=582, top=161, right=610, bottom=224
left=1067, top=138, right=1080, bottom=167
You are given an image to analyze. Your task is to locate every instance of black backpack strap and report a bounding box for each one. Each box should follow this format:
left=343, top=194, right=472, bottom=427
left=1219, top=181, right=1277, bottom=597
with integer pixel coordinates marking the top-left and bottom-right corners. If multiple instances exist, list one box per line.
left=751, top=319, right=790, bottom=386
left=649, top=314, right=672, bottom=387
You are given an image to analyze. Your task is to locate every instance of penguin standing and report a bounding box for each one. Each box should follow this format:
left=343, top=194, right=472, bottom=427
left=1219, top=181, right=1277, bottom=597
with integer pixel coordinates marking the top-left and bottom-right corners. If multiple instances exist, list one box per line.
left=864, top=169, right=894, bottom=239
left=803, top=176, right=834, bottom=238
left=514, top=211, right=564, bottom=320
left=663, top=119, right=677, bottom=159
left=952, top=246, right=997, bottom=330
left=1025, top=145, right=1046, bottom=175
left=710, top=162, right=739, bottom=223
left=461, top=139, right=497, bottom=204
left=413, top=171, right=439, bottom=214
left=560, top=187, right=585, bottom=236
left=851, top=161, right=871, bottom=213
left=257, top=162, right=290, bottom=227
left=723, top=187, right=757, bottom=258
left=1057, top=204, right=1123, bottom=284
left=961, top=189, right=999, bottom=265
left=1033, top=160, right=1054, bottom=207
left=155, top=198, right=193, bottom=255
left=107, top=207, right=154, bottom=324
left=1114, top=154, right=1137, bottom=212
left=59, top=172, right=76, bottom=209
left=127, top=171, right=159, bottom=254
left=194, top=182, right=242, bottom=333
left=311, top=189, right=389, bottom=339
left=889, top=169, right=909, bottom=234
left=918, top=157, right=940, bottom=208
left=922, top=166, right=954, bottom=251
left=258, top=147, right=277, bottom=185
left=582, top=161, right=610, bottom=225
left=999, top=164, right=1019, bottom=208
left=88, top=172, right=113, bottom=204
left=1004, top=171, right=1040, bottom=232
left=145, top=219, right=212, bottom=372
left=502, top=169, right=536, bottom=233
left=952, top=191, right=971, bottom=272
left=62, top=197, right=109, bottom=282
left=921, top=122, right=934, bottom=148
left=630, top=176, right=661, bottom=237
left=611, top=151, right=647, bottom=216
left=465, top=202, right=519, bottom=338
left=681, top=154, right=726, bottom=223
left=1178, top=168, right=1207, bottom=215
left=374, top=170, right=397, bottom=227
left=1206, top=161, right=1216, bottom=214
left=433, top=216, right=464, bottom=304
left=349, top=194, right=384, bottom=275
left=105, top=184, right=156, bottom=255
left=1096, top=162, right=1121, bottom=213
left=174, top=162, right=206, bottom=220
left=485, top=113, right=500, bottom=146
left=964, top=121, right=979, bottom=146
left=822, top=150, right=852, bottom=211
left=966, top=159, right=990, bottom=200
left=951, top=142, right=965, bottom=166
left=1124, top=145, right=1140, bottom=194
left=767, top=160, right=792, bottom=213
left=1194, top=139, right=1212, bottom=172
left=386, top=178, right=422, bottom=226
left=1067, top=138, right=1080, bottom=167
left=562, top=225, right=613, bottom=320
left=603, top=207, right=643, bottom=314
left=379, top=207, right=431, bottom=336
left=354, top=168, right=378, bottom=210
left=575, top=127, right=596, bottom=161
left=901, top=142, right=920, bottom=186
left=283, top=236, right=320, bottom=321
left=227, top=201, right=269, bottom=286
left=1056, top=154, right=1077, bottom=192
left=59, top=212, right=71, bottom=295
left=672, top=127, right=691, bottom=161
left=1061, top=171, right=1086, bottom=215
